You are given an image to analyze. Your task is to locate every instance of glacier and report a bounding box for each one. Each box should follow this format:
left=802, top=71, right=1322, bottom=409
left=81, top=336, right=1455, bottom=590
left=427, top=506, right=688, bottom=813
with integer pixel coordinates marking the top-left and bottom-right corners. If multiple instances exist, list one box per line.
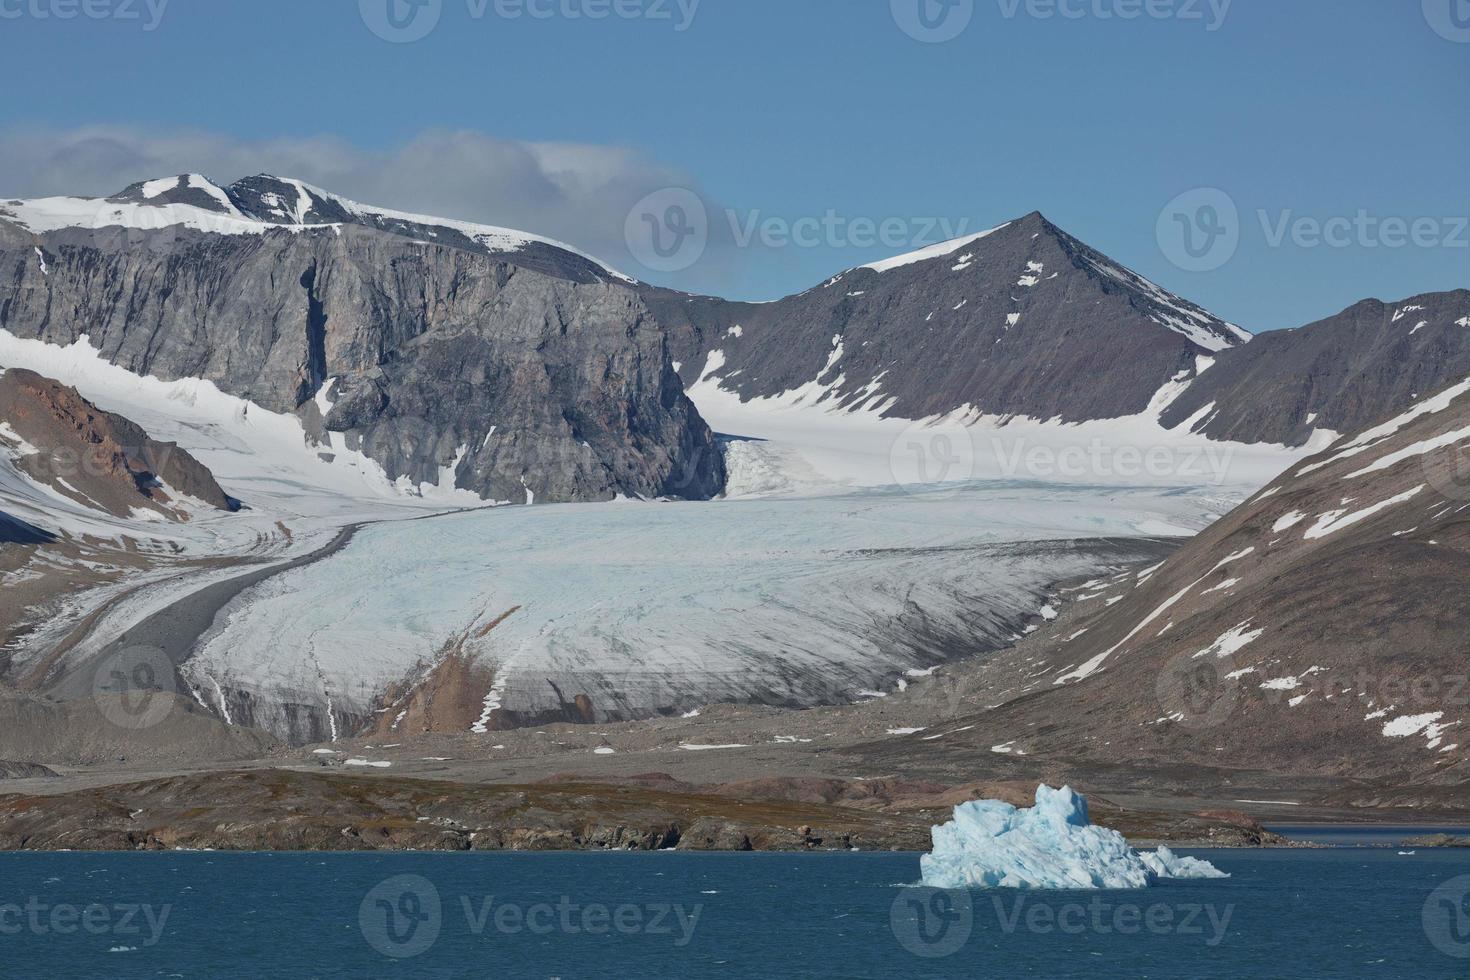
left=1, top=327, right=1339, bottom=745
left=919, top=785, right=1228, bottom=889
left=183, top=481, right=1203, bottom=740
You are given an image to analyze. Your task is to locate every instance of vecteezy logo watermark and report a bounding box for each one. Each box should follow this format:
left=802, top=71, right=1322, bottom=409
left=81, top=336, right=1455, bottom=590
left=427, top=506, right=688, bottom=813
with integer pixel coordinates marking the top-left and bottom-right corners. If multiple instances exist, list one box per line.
left=1424, top=0, right=1470, bottom=43
left=1424, top=875, right=1470, bottom=958
left=361, top=875, right=443, bottom=960
left=91, top=644, right=177, bottom=731
left=360, top=0, right=700, bottom=42
left=1160, top=188, right=1470, bottom=272
left=891, top=0, right=975, bottom=43
left=892, top=889, right=1234, bottom=957
left=1424, top=438, right=1470, bottom=503
left=625, top=188, right=708, bottom=273
left=1157, top=188, right=1240, bottom=273
left=891, top=888, right=974, bottom=958
left=359, top=876, right=704, bottom=959
left=359, top=0, right=442, bottom=42
left=1154, top=649, right=1241, bottom=730
left=0, top=898, right=171, bottom=947
left=0, top=0, right=168, bottom=30
left=889, top=419, right=977, bottom=494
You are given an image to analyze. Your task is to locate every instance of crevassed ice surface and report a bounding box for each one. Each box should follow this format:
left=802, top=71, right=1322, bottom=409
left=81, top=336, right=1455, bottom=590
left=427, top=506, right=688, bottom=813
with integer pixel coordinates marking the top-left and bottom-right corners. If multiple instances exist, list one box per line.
left=920, top=785, right=1228, bottom=890
left=186, top=481, right=1224, bottom=731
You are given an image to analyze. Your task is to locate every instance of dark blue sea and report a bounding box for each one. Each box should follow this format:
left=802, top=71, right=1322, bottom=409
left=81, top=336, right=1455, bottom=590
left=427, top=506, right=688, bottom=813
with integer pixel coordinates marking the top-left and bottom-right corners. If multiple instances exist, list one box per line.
left=2, top=848, right=1470, bottom=978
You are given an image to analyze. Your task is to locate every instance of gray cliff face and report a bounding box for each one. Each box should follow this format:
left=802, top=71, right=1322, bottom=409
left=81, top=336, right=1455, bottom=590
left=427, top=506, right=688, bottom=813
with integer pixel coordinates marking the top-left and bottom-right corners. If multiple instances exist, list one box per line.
left=0, top=207, right=723, bottom=505
left=642, top=211, right=1250, bottom=423
left=1159, top=290, right=1470, bottom=447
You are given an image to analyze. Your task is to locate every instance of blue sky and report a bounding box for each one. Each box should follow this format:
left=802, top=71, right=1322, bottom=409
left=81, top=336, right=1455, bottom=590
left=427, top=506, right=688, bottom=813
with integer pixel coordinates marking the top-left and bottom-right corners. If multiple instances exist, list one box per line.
left=1, top=0, right=1466, bottom=331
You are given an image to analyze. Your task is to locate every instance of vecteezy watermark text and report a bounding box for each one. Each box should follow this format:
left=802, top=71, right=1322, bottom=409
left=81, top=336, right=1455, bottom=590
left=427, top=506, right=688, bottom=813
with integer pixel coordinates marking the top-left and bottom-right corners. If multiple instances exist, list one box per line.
left=885, top=423, right=1240, bottom=495
left=991, top=436, right=1236, bottom=484
left=360, top=875, right=703, bottom=959
left=624, top=187, right=976, bottom=274
left=891, top=887, right=1234, bottom=958
left=0, top=899, right=171, bottom=947
left=0, top=0, right=167, bottom=29
left=891, top=0, right=1231, bottom=42
left=995, top=0, right=1232, bottom=30
left=1159, top=188, right=1469, bottom=272
left=359, top=0, right=700, bottom=43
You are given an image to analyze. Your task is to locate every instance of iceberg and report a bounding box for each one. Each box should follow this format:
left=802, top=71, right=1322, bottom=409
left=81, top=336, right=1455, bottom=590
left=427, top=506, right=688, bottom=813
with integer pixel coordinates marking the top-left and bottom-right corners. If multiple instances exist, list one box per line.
left=1140, top=845, right=1231, bottom=881
left=919, top=785, right=1229, bottom=889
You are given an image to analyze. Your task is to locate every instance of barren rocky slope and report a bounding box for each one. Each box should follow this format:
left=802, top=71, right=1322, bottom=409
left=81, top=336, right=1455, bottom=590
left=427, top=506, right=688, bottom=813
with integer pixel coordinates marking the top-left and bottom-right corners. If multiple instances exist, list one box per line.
left=1160, top=290, right=1470, bottom=446
left=860, top=373, right=1470, bottom=788
left=0, top=368, right=234, bottom=517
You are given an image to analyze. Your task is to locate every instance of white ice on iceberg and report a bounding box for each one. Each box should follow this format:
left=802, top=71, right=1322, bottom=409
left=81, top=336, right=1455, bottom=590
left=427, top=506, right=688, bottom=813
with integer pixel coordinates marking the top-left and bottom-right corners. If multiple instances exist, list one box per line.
left=919, top=785, right=1228, bottom=890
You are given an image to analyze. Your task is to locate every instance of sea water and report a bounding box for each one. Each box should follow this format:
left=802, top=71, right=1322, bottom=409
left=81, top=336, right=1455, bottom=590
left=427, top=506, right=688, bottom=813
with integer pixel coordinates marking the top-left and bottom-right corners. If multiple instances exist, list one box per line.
left=0, top=849, right=1468, bottom=978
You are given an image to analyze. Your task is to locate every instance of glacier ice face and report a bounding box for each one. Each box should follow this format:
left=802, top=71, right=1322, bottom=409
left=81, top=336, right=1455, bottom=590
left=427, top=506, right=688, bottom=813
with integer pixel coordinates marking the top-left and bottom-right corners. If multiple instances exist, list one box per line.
left=919, top=785, right=1228, bottom=890
left=184, top=482, right=1207, bottom=740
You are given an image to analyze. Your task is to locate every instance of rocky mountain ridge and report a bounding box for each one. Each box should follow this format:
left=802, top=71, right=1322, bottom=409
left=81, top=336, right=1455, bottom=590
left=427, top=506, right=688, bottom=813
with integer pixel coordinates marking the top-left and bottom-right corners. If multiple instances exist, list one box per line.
left=644, top=211, right=1251, bottom=425
left=0, top=176, right=723, bottom=505
left=1159, top=289, right=1470, bottom=446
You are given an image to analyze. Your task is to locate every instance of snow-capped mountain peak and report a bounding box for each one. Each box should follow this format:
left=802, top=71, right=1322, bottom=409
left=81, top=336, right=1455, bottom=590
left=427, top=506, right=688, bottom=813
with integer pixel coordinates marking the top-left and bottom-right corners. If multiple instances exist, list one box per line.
left=225, top=174, right=637, bottom=284
left=846, top=211, right=1248, bottom=353
left=110, top=172, right=246, bottom=216
left=0, top=173, right=634, bottom=286
left=646, top=210, right=1251, bottom=426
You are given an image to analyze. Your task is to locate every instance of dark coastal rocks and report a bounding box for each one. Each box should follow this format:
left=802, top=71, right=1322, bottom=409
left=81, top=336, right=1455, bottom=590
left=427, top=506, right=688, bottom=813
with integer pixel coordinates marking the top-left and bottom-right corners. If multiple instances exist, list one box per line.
left=0, top=770, right=933, bottom=853
left=1401, top=834, right=1470, bottom=848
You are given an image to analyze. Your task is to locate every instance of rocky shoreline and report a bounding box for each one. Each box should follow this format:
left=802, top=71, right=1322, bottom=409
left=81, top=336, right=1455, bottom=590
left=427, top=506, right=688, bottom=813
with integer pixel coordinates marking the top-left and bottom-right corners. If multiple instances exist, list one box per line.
left=0, top=768, right=1296, bottom=854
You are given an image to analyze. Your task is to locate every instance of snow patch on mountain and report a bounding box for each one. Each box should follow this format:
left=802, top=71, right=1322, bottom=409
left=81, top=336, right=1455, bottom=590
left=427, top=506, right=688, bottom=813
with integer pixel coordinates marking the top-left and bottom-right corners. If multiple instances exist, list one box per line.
left=1, top=194, right=319, bottom=239
left=1298, top=378, right=1470, bottom=477
left=1303, top=486, right=1426, bottom=540
left=861, top=224, right=1011, bottom=274
left=1190, top=623, right=1265, bottom=660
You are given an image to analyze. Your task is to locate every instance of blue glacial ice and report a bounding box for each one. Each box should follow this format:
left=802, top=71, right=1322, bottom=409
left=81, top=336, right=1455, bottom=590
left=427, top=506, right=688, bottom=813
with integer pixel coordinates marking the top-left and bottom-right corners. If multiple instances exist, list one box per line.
left=919, top=785, right=1229, bottom=889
